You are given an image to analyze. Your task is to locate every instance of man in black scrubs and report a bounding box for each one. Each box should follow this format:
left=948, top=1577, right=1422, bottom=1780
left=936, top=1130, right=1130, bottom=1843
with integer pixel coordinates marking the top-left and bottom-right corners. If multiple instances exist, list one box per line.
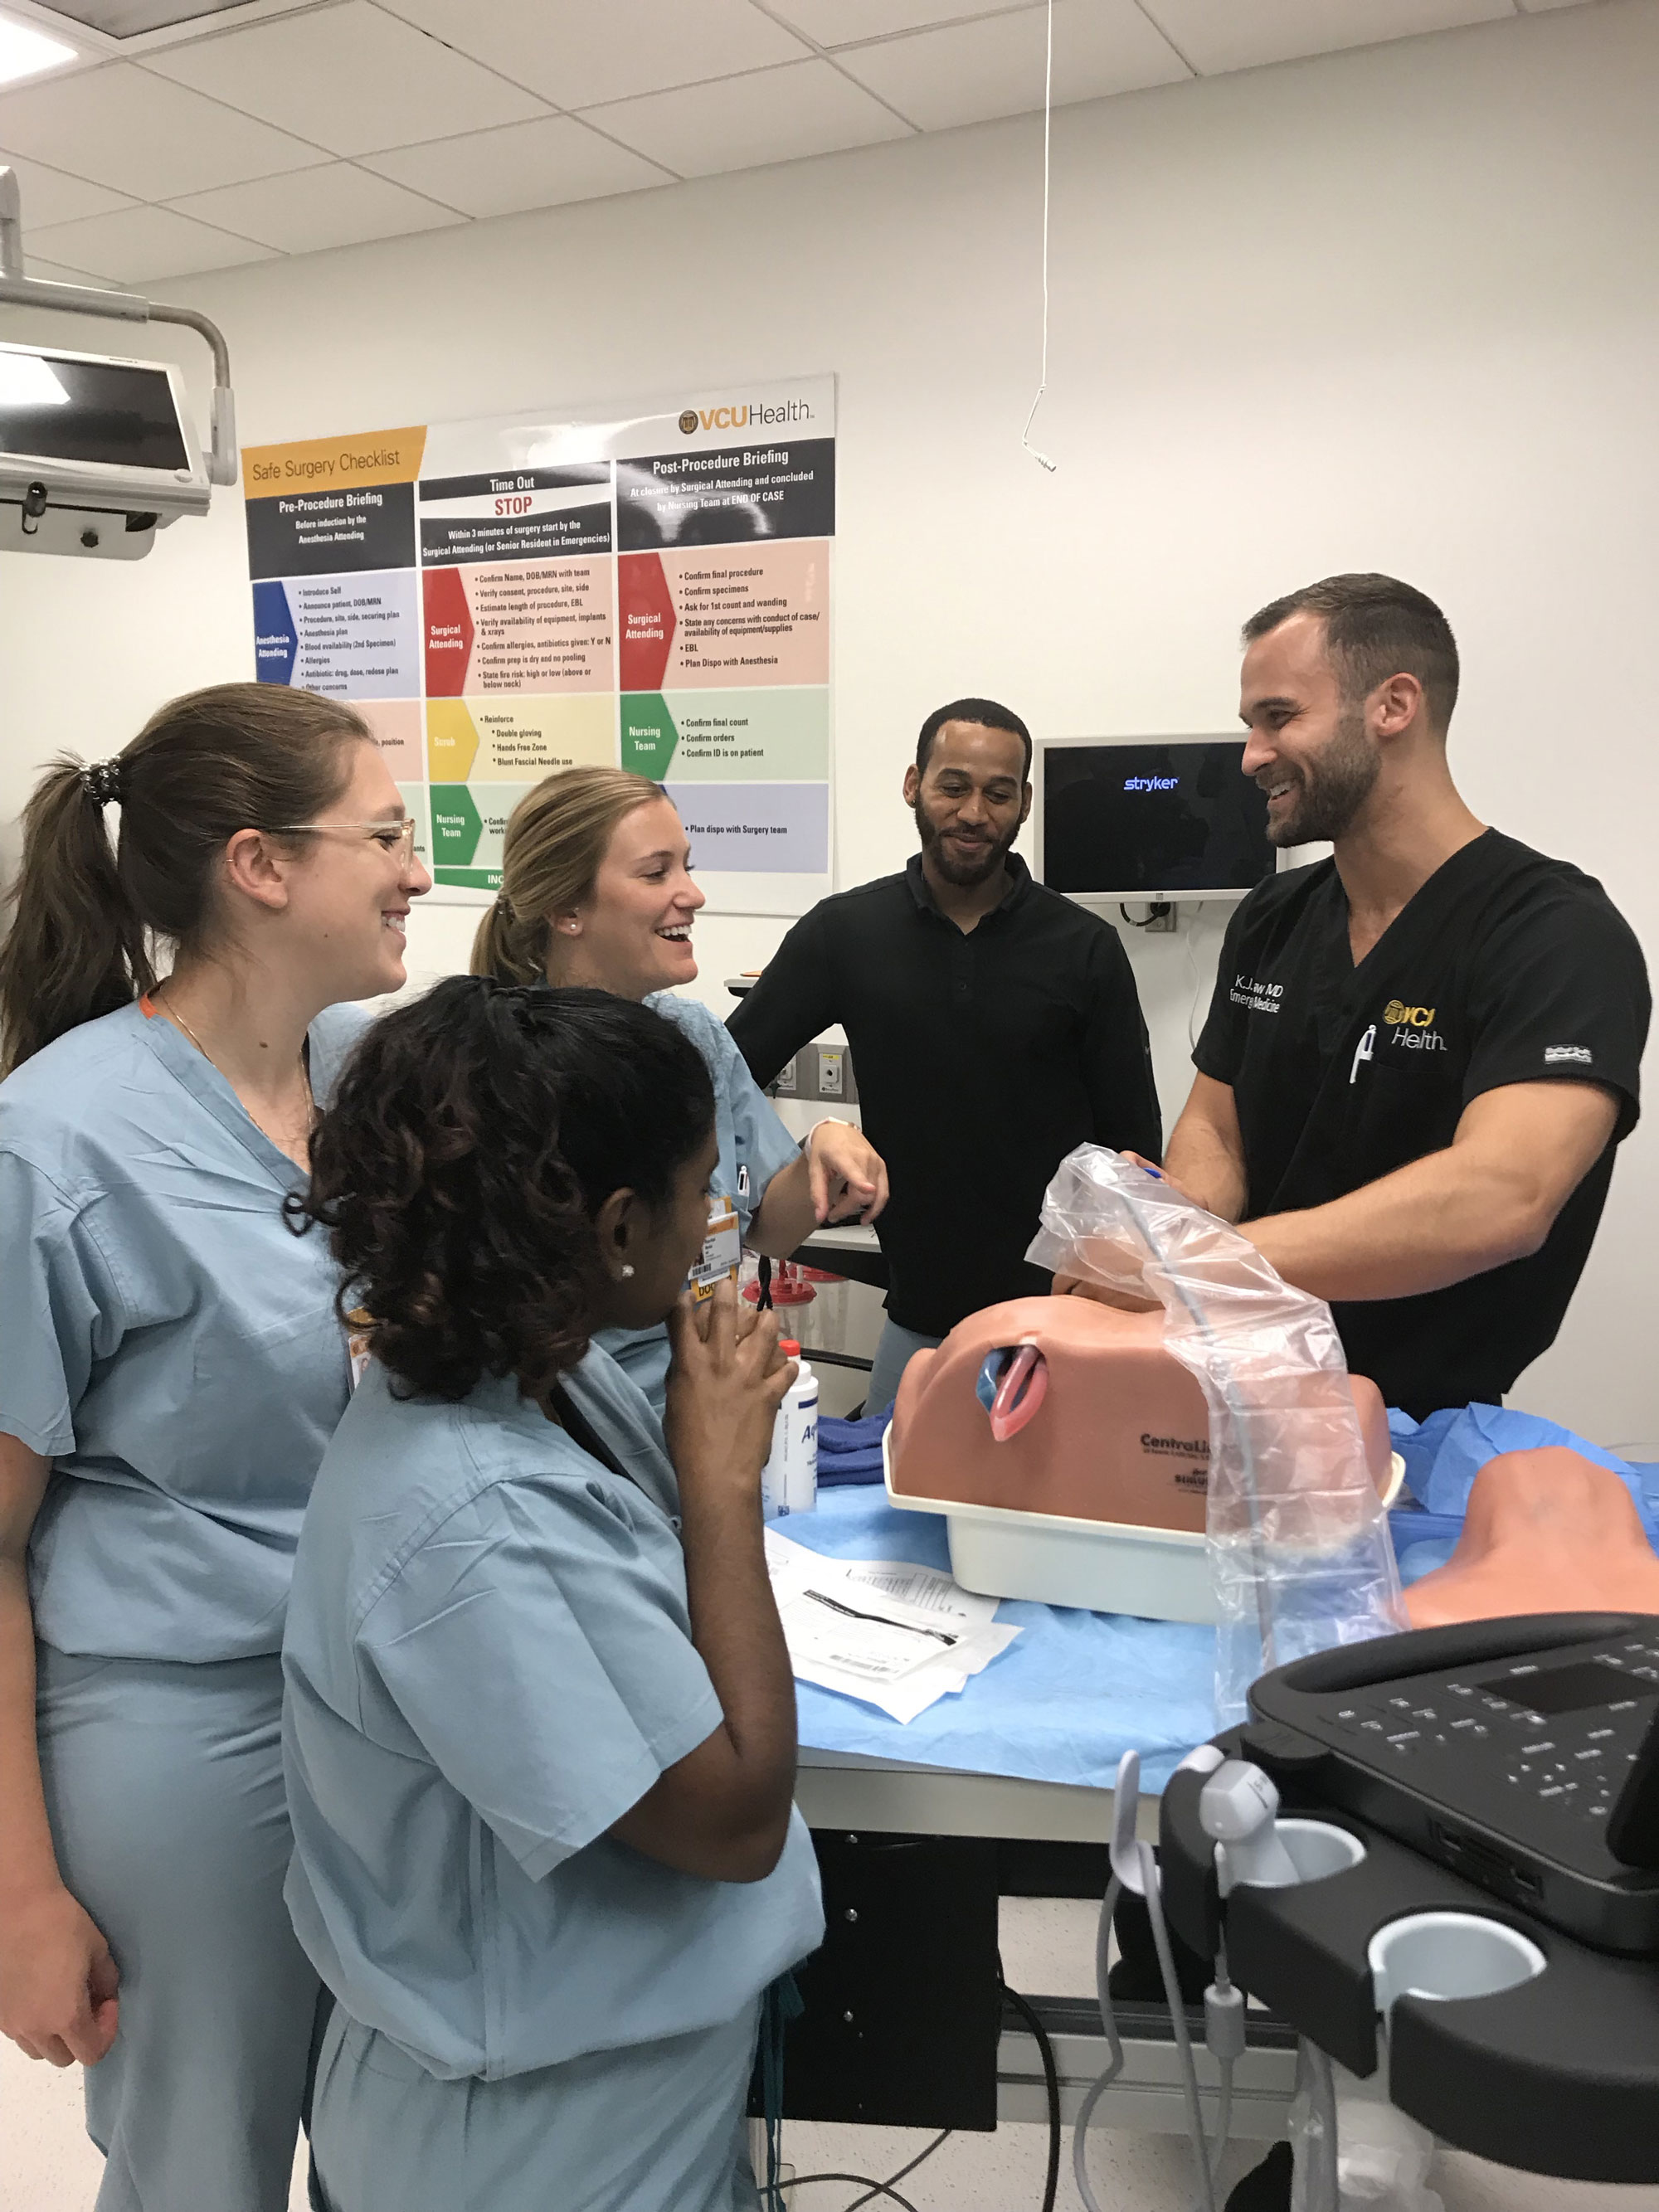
left=727, top=697, right=1161, bottom=1412
left=1147, top=574, right=1649, bottom=1418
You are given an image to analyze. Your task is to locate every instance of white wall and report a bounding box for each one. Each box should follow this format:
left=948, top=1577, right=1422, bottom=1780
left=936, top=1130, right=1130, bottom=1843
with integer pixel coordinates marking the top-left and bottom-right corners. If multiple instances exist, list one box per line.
left=4, top=0, right=1657, bottom=1440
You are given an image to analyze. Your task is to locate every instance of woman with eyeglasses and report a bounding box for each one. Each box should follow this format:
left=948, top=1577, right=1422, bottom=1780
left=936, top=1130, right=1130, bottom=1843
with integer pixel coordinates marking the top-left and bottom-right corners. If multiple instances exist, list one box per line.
left=474, top=767, right=888, bottom=1410
left=0, top=682, right=430, bottom=2212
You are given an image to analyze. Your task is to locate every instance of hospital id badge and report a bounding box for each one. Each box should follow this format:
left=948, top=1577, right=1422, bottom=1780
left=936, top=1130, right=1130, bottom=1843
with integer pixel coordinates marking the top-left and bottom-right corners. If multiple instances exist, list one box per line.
left=344, top=1305, right=374, bottom=1389
left=688, top=1196, right=741, bottom=1301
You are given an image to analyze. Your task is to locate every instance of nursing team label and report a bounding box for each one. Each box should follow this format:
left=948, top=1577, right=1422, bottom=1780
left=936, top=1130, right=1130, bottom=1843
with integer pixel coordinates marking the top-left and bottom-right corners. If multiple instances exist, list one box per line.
left=242, top=382, right=835, bottom=897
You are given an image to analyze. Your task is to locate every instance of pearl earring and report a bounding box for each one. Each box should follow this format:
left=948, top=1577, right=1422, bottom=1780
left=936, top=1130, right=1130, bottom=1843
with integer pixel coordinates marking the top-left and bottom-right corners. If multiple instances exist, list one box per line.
left=620, top=1263, right=635, bottom=1279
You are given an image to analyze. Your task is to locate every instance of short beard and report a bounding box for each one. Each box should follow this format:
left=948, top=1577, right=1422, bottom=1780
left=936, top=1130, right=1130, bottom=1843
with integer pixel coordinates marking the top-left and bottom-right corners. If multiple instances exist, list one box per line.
left=1268, top=703, right=1380, bottom=846
left=913, top=802, right=1019, bottom=887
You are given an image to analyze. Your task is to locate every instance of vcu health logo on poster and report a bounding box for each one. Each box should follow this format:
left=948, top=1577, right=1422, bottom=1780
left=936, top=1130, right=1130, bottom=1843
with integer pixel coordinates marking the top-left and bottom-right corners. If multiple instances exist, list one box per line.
left=679, top=410, right=699, bottom=435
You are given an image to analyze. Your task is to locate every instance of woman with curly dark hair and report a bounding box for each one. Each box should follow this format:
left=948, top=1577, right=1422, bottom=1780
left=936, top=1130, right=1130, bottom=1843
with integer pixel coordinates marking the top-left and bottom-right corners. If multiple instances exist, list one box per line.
left=282, top=975, right=824, bottom=2212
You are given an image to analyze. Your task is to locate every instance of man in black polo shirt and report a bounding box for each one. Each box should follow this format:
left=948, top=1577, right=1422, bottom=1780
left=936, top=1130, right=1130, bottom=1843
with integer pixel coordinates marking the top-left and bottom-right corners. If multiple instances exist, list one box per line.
left=1133, top=574, right=1648, bottom=1420
left=727, top=696, right=1161, bottom=1412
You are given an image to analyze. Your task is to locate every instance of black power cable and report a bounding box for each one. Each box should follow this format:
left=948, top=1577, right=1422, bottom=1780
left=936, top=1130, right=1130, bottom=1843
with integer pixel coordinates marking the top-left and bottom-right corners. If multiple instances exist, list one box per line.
left=846, top=2129, right=952, bottom=2210
left=783, top=2125, right=951, bottom=2211
left=1000, top=1962, right=1061, bottom=2212
left=779, top=2173, right=922, bottom=2211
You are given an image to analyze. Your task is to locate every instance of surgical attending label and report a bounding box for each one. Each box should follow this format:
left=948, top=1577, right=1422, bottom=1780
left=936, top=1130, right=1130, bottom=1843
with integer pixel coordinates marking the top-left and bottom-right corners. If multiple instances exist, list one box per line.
left=688, top=1195, right=741, bottom=1300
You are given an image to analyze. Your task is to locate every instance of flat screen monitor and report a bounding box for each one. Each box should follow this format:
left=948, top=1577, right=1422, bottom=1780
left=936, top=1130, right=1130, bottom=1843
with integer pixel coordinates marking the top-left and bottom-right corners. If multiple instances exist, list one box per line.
left=0, top=346, right=191, bottom=473
left=1038, top=737, right=1273, bottom=902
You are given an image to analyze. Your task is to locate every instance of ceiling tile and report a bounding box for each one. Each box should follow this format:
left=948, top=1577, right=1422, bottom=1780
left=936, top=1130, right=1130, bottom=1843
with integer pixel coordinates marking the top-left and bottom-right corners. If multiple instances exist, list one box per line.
left=0, top=61, right=328, bottom=199
left=145, top=0, right=550, bottom=157
left=1138, top=0, right=1513, bottom=75
left=24, top=254, right=113, bottom=285
left=362, top=115, right=671, bottom=218
left=377, top=0, right=810, bottom=108
left=839, top=0, right=1188, bottom=130
left=0, top=145, right=135, bottom=226
left=582, top=58, right=911, bottom=177
left=766, top=0, right=1039, bottom=44
left=168, top=163, right=465, bottom=252
left=28, top=202, right=278, bottom=280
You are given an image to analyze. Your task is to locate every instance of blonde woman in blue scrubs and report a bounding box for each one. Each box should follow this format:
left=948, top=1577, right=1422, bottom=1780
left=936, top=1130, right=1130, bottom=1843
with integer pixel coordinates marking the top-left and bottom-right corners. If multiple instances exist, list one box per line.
left=472, top=767, right=889, bottom=1409
left=285, top=978, right=825, bottom=2212
left=0, top=684, right=430, bottom=2212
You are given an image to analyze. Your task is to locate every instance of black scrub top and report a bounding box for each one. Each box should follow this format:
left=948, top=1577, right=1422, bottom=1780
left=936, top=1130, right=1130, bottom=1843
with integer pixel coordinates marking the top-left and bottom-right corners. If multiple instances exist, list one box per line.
left=1194, top=829, right=1649, bottom=1418
left=728, top=854, right=1162, bottom=1337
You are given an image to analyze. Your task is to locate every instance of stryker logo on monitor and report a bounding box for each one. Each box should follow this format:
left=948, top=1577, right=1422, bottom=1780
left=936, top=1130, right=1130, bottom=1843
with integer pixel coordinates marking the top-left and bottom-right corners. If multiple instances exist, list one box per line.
left=1038, top=737, right=1274, bottom=902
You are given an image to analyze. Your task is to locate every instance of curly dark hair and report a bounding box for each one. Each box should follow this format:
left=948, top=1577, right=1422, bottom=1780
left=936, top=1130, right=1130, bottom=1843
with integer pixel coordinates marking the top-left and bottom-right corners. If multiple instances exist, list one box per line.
left=290, top=978, right=715, bottom=1402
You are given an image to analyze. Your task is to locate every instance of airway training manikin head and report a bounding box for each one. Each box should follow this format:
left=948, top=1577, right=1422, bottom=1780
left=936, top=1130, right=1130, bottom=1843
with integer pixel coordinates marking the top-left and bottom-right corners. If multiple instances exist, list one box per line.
left=293, top=976, right=718, bottom=1403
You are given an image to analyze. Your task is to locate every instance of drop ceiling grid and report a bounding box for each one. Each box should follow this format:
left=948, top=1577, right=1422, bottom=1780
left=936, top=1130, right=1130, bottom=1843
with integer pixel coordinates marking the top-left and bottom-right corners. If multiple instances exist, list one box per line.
left=0, top=0, right=1596, bottom=282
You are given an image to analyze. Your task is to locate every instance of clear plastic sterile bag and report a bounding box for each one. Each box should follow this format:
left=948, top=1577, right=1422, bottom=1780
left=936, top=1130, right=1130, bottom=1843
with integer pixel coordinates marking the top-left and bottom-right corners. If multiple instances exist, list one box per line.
left=1027, top=1145, right=1404, bottom=1725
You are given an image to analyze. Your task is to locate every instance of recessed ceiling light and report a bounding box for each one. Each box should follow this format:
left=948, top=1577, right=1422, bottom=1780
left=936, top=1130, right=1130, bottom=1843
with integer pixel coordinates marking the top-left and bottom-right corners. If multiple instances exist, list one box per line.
left=0, top=13, right=78, bottom=87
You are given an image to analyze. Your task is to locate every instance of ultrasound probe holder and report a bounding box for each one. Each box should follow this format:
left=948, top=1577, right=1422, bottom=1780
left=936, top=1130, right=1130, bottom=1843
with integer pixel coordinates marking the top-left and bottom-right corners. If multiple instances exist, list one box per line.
left=1158, top=1612, right=1659, bottom=2184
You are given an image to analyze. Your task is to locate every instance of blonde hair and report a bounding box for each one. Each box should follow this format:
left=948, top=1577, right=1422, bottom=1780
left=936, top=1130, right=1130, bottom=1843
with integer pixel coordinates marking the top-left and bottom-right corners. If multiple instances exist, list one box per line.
left=470, top=766, right=665, bottom=984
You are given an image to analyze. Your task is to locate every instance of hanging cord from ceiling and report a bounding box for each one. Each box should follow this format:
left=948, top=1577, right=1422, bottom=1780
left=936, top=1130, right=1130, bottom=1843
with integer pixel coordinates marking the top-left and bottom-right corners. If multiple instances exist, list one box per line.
left=1020, top=0, right=1058, bottom=474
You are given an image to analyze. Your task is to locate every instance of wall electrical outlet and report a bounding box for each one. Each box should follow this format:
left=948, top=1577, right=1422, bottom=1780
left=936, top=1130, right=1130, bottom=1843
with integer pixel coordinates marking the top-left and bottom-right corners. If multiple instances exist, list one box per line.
left=767, top=1044, right=858, bottom=1102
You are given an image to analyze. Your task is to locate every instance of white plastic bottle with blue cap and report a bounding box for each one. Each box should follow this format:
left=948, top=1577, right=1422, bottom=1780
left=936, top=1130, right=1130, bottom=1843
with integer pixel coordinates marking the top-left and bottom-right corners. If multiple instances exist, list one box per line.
left=761, top=1341, right=818, bottom=1519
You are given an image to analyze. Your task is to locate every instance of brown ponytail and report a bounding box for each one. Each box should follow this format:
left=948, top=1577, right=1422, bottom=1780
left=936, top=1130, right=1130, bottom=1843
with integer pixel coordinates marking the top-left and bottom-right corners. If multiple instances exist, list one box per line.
left=0, top=683, right=368, bottom=1076
left=470, top=766, right=664, bottom=985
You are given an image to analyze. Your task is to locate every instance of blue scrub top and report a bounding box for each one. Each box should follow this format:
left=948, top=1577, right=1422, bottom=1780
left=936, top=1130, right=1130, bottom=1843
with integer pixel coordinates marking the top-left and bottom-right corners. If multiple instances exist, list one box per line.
left=282, top=1344, right=824, bottom=2082
left=0, top=998, right=369, bottom=1662
left=596, top=992, right=802, bottom=1412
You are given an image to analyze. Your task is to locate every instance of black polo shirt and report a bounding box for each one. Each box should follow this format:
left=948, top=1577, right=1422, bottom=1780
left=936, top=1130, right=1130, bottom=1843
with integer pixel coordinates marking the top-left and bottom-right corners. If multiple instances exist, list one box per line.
left=1194, top=829, right=1648, bottom=1418
left=728, top=853, right=1162, bottom=1336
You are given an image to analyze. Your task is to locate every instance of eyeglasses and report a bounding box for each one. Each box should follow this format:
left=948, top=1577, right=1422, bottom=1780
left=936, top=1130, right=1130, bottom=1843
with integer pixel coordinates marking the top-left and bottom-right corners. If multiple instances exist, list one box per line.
left=272, top=819, right=419, bottom=862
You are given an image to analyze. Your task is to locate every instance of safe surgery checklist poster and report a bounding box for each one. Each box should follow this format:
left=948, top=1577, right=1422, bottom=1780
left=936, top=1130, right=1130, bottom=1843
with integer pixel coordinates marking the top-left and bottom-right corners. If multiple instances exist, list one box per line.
left=242, top=377, right=835, bottom=910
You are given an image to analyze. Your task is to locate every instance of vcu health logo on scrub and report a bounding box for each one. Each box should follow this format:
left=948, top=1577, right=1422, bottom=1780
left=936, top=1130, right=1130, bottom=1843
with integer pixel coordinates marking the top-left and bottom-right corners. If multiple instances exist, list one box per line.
left=1383, top=999, right=1446, bottom=1053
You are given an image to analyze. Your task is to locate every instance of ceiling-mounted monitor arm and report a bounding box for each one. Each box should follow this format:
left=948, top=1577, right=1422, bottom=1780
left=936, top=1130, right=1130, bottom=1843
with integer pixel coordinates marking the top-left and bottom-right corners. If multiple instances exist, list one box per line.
left=0, top=163, right=238, bottom=487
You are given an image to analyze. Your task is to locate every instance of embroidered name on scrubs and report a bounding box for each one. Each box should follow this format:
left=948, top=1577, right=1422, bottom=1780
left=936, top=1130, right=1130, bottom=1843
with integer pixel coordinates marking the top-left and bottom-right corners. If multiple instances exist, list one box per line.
left=1228, top=974, right=1284, bottom=1014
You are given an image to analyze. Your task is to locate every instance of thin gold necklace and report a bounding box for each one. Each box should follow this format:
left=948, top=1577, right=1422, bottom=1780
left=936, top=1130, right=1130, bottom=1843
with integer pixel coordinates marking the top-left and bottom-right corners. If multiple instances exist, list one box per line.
left=158, top=989, right=316, bottom=1151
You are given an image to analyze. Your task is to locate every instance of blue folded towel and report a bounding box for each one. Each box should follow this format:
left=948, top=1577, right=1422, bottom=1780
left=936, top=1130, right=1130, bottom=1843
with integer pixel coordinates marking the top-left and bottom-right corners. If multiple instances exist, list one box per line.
left=816, top=1412, right=889, bottom=1488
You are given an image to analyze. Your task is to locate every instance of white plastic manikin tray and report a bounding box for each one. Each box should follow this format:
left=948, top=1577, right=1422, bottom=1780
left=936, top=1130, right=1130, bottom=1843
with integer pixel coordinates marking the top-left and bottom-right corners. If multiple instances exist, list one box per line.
left=882, top=1430, right=1405, bottom=1626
